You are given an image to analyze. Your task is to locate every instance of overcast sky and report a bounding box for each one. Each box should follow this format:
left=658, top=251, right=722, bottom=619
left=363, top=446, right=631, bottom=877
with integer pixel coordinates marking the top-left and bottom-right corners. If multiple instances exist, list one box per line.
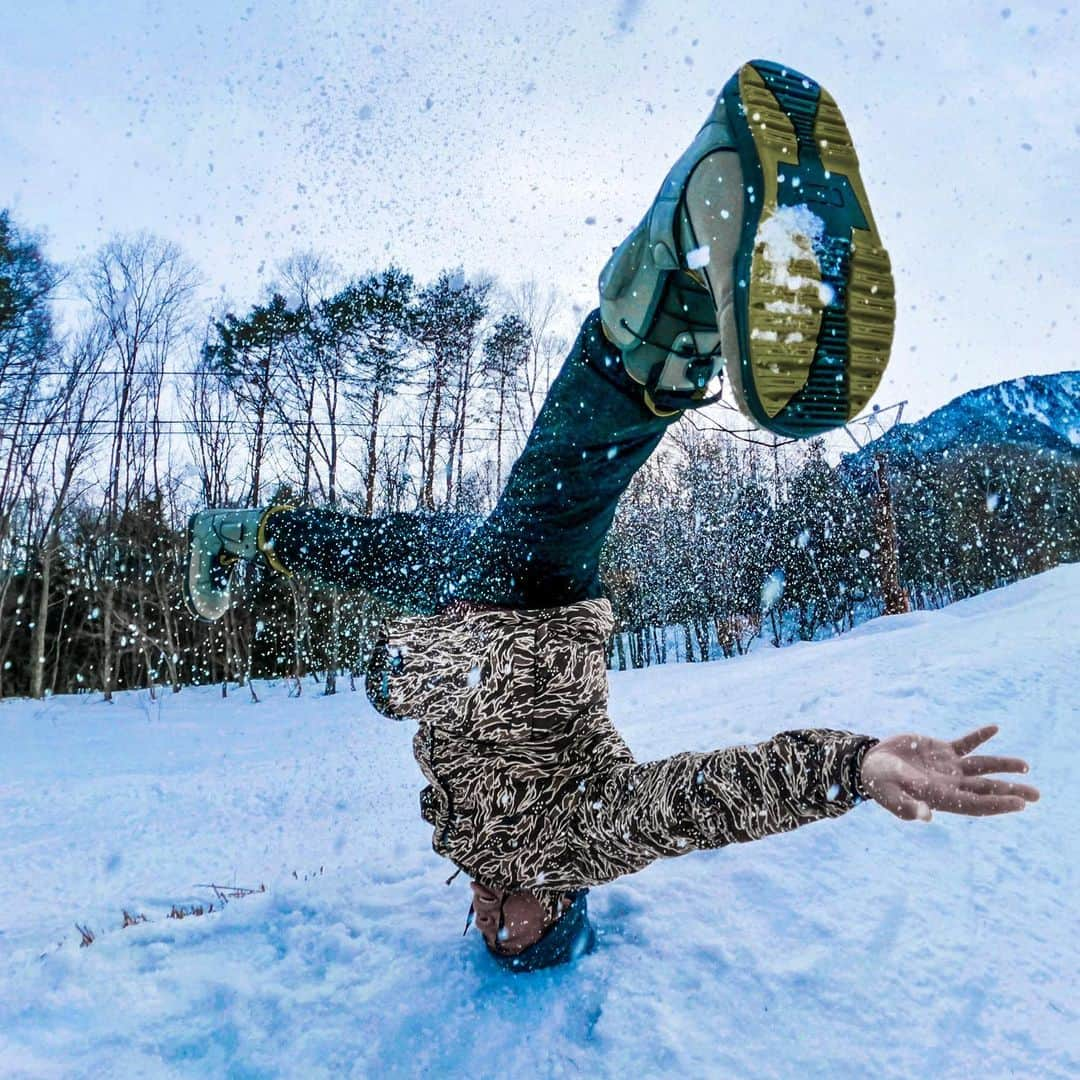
left=2, top=0, right=1076, bottom=422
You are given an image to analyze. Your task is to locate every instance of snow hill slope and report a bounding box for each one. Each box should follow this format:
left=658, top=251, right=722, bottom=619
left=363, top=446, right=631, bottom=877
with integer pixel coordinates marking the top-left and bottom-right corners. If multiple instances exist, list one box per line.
left=843, top=370, right=1080, bottom=478
left=1, top=565, right=1078, bottom=1079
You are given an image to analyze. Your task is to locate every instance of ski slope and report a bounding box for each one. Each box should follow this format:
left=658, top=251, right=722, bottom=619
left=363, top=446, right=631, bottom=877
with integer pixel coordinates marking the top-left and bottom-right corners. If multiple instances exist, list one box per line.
left=1, top=565, right=1077, bottom=1079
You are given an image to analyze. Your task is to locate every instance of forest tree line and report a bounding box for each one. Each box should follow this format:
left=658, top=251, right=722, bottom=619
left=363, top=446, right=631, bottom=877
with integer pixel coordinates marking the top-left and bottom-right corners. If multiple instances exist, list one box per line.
left=2, top=208, right=1077, bottom=699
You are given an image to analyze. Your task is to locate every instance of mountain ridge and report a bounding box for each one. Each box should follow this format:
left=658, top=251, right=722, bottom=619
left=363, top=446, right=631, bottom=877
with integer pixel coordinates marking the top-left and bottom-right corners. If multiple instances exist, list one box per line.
left=843, top=369, right=1080, bottom=473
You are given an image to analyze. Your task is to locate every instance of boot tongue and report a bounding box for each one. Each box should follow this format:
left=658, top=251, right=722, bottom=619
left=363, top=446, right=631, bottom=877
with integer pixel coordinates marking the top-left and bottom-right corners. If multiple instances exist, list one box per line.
left=681, top=149, right=745, bottom=313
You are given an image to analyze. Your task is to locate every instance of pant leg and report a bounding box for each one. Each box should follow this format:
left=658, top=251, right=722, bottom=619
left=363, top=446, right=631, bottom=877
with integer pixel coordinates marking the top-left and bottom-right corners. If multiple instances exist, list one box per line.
left=263, top=310, right=674, bottom=613
left=263, top=508, right=475, bottom=616
left=452, top=310, right=676, bottom=609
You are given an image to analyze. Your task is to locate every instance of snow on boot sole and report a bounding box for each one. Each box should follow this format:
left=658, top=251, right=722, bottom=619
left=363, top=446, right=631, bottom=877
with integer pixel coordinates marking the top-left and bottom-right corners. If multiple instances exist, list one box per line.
left=723, top=60, right=896, bottom=437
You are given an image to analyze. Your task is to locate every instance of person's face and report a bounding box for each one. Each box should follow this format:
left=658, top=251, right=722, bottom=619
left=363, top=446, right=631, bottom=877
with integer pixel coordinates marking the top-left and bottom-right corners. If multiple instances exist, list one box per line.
left=470, top=882, right=550, bottom=955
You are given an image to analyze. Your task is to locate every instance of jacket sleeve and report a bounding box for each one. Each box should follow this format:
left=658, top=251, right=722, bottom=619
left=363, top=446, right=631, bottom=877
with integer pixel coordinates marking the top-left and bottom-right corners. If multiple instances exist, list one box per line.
left=570, top=728, right=878, bottom=886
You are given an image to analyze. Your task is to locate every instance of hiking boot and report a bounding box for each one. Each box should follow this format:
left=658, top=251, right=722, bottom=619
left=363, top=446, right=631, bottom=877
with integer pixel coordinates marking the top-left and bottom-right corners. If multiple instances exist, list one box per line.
left=600, top=59, right=895, bottom=435
left=183, top=506, right=292, bottom=622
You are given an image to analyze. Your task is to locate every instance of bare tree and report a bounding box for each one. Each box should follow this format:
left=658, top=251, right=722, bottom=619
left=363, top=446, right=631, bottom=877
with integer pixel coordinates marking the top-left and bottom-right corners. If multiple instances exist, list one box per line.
left=413, top=270, right=489, bottom=509
left=28, top=331, right=109, bottom=698
left=203, top=293, right=299, bottom=507
left=337, top=267, right=414, bottom=515
left=271, top=253, right=342, bottom=502
left=481, top=313, right=529, bottom=491
left=504, top=279, right=566, bottom=438
left=82, top=233, right=198, bottom=699
left=187, top=363, right=242, bottom=507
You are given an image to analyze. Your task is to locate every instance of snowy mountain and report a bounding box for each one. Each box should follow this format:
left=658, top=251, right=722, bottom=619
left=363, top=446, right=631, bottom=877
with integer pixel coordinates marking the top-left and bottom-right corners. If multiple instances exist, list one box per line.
left=843, top=370, right=1080, bottom=478
left=1, top=565, right=1077, bottom=1078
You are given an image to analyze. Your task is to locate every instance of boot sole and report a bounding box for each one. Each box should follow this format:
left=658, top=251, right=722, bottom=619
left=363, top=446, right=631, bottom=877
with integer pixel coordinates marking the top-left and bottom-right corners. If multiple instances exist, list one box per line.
left=723, top=60, right=896, bottom=437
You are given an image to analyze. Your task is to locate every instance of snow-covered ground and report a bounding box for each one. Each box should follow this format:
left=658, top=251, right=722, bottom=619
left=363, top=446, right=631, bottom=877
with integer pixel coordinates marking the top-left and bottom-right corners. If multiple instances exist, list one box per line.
left=1, top=565, right=1077, bottom=1079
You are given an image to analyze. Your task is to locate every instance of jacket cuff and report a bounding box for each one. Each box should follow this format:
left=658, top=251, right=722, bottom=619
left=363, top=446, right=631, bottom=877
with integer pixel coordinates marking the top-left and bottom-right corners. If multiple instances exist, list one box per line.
left=846, top=736, right=880, bottom=803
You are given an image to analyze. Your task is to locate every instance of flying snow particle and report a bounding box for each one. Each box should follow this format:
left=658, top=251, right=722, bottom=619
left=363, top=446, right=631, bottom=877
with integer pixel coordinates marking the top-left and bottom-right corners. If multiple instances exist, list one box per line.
left=686, top=244, right=711, bottom=269
left=986, top=492, right=1001, bottom=512
left=859, top=549, right=871, bottom=560
left=761, top=568, right=785, bottom=610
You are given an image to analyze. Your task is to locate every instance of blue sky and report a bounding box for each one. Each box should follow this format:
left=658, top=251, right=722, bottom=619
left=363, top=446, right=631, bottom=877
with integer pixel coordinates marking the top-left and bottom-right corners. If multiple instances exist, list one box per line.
left=2, top=0, right=1076, bottom=420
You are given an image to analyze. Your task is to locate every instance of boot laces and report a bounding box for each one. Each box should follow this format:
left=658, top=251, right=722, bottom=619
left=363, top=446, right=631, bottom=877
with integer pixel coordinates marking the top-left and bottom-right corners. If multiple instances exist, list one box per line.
left=619, top=317, right=722, bottom=373
left=618, top=318, right=725, bottom=408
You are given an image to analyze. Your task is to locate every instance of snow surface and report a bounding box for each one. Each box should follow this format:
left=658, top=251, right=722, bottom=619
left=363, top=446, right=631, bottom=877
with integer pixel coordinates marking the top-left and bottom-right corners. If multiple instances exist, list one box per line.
left=1, top=565, right=1078, bottom=1078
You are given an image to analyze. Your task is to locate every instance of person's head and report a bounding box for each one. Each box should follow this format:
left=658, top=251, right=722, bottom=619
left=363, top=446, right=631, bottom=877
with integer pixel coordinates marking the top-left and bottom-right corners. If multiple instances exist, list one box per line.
left=469, top=881, right=596, bottom=973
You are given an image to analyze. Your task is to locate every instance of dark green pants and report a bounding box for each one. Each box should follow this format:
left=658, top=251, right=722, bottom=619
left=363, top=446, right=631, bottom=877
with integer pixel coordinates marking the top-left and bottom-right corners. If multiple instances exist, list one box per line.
left=265, top=311, right=675, bottom=612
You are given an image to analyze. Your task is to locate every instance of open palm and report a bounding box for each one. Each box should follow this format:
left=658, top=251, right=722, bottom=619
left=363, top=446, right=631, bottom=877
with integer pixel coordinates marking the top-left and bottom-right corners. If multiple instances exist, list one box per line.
left=860, top=724, right=1039, bottom=822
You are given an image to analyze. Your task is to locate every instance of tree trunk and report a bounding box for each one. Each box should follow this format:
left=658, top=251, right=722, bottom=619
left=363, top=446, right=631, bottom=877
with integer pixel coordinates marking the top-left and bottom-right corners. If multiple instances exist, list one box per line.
left=423, top=372, right=442, bottom=510
left=365, top=390, right=382, bottom=516
left=874, top=454, right=910, bottom=616
left=30, top=538, right=54, bottom=699
left=695, top=618, right=710, bottom=663
left=101, top=593, right=115, bottom=701
left=49, top=587, right=71, bottom=695
left=494, top=378, right=506, bottom=492
left=614, top=631, right=626, bottom=672
left=324, top=591, right=340, bottom=696
left=683, top=623, right=696, bottom=663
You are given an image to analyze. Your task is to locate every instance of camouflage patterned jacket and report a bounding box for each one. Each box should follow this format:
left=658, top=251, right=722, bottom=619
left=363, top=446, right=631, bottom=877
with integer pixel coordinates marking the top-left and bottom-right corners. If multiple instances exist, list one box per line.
left=366, top=598, right=876, bottom=911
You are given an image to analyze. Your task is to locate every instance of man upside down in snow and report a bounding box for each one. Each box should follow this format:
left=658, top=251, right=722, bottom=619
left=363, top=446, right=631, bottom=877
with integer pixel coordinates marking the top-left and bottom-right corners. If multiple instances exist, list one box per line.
left=182, top=61, right=1039, bottom=972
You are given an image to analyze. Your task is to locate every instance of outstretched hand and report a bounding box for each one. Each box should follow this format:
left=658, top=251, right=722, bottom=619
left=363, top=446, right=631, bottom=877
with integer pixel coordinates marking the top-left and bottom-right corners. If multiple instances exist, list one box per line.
left=860, top=724, right=1039, bottom=822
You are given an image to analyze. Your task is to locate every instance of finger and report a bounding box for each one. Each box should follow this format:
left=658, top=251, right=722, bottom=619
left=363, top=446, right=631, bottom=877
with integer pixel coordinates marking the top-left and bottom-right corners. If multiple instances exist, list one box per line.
left=960, top=755, right=1030, bottom=777
left=957, top=777, right=1040, bottom=802
left=951, top=725, right=999, bottom=756
left=933, top=793, right=1028, bottom=817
